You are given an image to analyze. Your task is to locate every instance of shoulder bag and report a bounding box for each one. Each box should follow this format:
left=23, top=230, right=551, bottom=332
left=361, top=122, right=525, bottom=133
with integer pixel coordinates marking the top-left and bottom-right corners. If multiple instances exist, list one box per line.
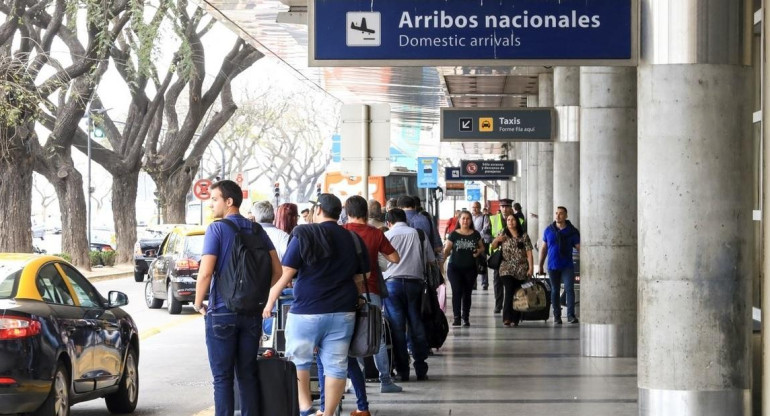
left=347, top=231, right=383, bottom=358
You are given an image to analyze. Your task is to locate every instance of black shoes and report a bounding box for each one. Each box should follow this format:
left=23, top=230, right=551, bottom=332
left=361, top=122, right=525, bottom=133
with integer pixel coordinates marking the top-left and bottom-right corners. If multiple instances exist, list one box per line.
left=554, top=317, right=563, bottom=325
left=452, top=318, right=461, bottom=326
left=462, top=319, right=470, bottom=327
left=568, top=317, right=580, bottom=324
left=493, top=308, right=502, bottom=314
left=416, top=374, right=429, bottom=381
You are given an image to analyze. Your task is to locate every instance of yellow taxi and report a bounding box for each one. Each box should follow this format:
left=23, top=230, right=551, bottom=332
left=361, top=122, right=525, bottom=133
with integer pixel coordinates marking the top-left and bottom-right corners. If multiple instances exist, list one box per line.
left=0, top=253, right=139, bottom=416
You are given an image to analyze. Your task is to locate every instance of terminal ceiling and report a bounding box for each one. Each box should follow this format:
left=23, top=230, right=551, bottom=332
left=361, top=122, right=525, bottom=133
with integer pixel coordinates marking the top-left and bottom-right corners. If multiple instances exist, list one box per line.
left=199, top=0, right=551, bottom=159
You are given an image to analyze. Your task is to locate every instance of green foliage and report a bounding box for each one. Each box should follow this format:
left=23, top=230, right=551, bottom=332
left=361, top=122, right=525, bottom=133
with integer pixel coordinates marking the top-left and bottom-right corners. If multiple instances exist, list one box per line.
left=54, top=253, right=73, bottom=263
left=100, top=250, right=117, bottom=266
left=89, top=250, right=103, bottom=267
left=0, top=57, right=41, bottom=153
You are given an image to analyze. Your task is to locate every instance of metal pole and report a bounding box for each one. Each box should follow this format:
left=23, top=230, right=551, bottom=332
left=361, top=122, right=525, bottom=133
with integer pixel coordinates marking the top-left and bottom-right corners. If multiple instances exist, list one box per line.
left=361, top=105, right=370, bottom=198
left=87, top=115, right=92, bottom=248
left=762, top=3, right=769, bottom=414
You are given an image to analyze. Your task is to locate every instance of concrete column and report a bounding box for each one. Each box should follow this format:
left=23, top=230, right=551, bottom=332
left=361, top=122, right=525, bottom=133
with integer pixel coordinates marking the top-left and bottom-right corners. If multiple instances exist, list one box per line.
left=537, top=72, right=554, bottom=248
left=553, top=67, right=580, bottom=228
left=526, top=94, right=540, bottom=260
left=579, top=67, right=637, bottom=358
left=638, top=1, right=753, bottom=414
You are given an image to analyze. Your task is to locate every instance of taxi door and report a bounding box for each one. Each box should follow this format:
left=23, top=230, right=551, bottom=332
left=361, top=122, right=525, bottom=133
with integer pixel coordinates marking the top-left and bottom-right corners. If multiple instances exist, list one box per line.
left=35, top=263, right=96, bottom=393
left=58, top=263, right=124, bottom=390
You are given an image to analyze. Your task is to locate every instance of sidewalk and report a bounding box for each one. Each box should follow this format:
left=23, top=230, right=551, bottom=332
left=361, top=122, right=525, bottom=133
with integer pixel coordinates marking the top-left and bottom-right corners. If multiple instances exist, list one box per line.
left=77, top=262, right=135, bottom=282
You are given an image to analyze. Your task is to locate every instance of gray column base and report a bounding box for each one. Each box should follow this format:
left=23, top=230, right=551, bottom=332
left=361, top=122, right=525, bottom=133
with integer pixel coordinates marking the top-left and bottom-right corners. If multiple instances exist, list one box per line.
left=580, top=323, right=636, bottom=357
left=639, top=388, right=750, bottom=416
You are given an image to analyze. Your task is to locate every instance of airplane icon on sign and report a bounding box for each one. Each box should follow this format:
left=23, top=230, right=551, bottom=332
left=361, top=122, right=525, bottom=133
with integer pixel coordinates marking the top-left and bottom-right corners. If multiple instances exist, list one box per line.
left=351, top=18, right=375, bottom=34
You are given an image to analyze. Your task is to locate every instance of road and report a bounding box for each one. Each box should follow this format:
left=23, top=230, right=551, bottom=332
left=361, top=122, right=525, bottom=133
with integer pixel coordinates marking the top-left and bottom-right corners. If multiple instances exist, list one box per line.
left=70, top=277, right=214, bottom=416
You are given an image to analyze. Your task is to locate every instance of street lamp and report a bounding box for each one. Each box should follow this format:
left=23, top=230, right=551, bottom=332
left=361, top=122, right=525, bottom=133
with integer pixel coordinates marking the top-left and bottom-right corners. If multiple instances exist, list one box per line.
left=85, top=106, right=110, bottom=248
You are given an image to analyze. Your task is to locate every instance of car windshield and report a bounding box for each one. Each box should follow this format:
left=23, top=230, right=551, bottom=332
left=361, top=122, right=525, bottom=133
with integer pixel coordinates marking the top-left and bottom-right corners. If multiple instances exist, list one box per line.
left=0, top=261, right=24, bottom=299
left=184, top=235, right=204, bottom=259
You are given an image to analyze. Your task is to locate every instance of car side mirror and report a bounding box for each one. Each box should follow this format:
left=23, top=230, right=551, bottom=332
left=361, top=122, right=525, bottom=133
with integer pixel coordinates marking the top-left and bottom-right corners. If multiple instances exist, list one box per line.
left=108, top=291, right=128, bottom=308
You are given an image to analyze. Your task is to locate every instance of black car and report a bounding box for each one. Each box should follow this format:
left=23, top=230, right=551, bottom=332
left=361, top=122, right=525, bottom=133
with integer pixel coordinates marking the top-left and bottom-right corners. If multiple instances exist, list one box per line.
left=144, top=225, right=205, bottom=314
left=0, top=253, right=140, bottom=416
left=133, top=225, right=180, bottom=282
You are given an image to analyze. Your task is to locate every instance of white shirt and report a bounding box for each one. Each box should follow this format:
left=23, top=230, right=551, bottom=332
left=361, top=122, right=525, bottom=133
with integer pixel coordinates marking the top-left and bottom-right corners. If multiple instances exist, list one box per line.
left=259, top=223, right=290, bottom=261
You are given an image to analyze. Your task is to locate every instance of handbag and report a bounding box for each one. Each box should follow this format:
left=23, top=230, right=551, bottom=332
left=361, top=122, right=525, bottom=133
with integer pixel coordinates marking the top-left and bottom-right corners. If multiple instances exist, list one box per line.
left=487, top=249, right=503, bottom=270
left=349, top=296, right=383, bottom=357
left=348, top=232, right=383, bottom=358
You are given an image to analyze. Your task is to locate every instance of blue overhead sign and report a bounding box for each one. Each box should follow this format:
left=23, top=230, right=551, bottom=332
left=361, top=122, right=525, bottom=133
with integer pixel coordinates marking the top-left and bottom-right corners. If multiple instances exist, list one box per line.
left=417, top=157, right=439, bottom=188
left=310, top=0, right=637, bottom=66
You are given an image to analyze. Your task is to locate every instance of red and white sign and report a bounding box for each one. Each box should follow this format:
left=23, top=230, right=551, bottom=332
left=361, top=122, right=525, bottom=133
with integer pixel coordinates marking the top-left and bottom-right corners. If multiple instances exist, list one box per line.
left=193, top=179, right=213, bottom=200
left=235, top=172, right=244, bottom=186
left=465, top=162, right=478, bottom=174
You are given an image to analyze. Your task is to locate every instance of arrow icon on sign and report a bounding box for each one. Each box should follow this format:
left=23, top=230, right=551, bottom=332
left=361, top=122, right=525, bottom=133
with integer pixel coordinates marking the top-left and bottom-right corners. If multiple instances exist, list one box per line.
left=459, top=117, right=473, bottom=132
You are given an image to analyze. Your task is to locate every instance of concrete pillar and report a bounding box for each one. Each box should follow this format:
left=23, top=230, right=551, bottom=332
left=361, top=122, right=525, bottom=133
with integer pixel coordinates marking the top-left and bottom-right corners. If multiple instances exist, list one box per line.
left=537, top=72, right=554, bottom=248
left=638, top=0, right=753, bottom=414
left=762, top=4, right=770, bottom=415
left=553, top=67, right=580, bottom=228
left=526, top=94, right=540, bottom=261
left=579, top=67, right=637, bottom=358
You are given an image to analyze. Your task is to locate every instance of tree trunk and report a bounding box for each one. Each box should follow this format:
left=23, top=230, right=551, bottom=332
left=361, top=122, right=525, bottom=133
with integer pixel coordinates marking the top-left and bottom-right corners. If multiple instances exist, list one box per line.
left=48, top=165, right=90, bottom=269
left=156, top=162, right=199, bottom=223
left=112, top=172, right=138, bottom=263
left=0, top=140, right=34, bottom=252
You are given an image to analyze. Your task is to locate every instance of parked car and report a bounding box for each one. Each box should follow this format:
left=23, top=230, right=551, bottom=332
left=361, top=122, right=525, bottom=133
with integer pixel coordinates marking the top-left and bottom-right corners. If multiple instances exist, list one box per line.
left=133, top=224, right=180, bottom=282
left=31, top=223, right=45, bottom=240
left=144, top=225, right=206, bottom=314
left=0, top=253, right=139, bottom=415
left=91, top=242, right=115, bottom=252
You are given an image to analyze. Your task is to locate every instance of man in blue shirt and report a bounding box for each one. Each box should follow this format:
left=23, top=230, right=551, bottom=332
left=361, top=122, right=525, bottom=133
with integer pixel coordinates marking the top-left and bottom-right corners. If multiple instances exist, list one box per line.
left=263, top=193, right=368, bottom=416
left=537, top=206, right=581, bottom=325
left=398, top=196, right=442, bottom=253
left=194, top=180, right=281, bottom=416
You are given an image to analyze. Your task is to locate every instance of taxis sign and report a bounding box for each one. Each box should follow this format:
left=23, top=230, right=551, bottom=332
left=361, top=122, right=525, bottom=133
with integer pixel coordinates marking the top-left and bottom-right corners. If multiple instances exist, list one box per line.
left=441, top=108, right=554, bottom=142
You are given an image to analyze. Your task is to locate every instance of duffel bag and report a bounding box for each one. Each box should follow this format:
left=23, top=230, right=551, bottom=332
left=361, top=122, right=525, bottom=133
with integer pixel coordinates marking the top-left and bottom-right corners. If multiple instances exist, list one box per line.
left=513, top=280, right=548, bottom=312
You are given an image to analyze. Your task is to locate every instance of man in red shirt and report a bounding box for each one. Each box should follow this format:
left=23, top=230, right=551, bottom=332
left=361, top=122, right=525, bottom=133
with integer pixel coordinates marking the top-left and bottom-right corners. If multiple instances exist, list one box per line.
left=343, top=196, right=401, bottom=391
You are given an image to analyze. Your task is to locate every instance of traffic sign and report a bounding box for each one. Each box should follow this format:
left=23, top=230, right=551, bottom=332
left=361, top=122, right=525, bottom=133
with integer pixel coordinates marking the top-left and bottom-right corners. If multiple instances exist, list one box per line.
left=460, top=160, right=517, bottom=179
left=445, top=167, right=462, bottom=182
left=193, top=179, right=213, bottom=200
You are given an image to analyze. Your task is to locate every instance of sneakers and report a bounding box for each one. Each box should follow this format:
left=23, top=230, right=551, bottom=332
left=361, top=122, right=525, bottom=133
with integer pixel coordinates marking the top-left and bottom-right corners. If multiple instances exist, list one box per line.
left=350, top=410, right=371, bottom=416
left=554, top=317, right=563, bottom=325
left=568, top=317, right=580, bottom=324
left=300, top=407, right=318, bottom=416
left=452, top=318, right=461, bottom=326
left=416, top=374, right=429, bottom=381
left=462, top=319, right=470, bottom=327
left=493, top=308, right=502, bottom=314
left=503, top=320, right=511, bottom=327
left=380, top=382, right=403, bottom=393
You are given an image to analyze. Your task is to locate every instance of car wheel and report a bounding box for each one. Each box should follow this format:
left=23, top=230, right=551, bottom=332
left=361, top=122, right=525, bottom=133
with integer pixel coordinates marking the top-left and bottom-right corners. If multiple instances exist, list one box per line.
left=145, top=281, right=163, bottom=309
left=105, top=346, right=139, bottom=413
left=34, top=363, right=70, bottom=416
left=134, top=270, right=145, bottom=282
left=167, top=284, right=182, bottom=315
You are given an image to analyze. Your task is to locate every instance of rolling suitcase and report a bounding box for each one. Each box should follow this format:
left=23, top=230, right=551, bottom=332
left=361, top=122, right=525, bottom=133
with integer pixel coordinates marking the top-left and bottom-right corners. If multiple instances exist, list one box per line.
left=257, top=350, right=300, bottom=416
left=519, top=278, right=551, bottom=322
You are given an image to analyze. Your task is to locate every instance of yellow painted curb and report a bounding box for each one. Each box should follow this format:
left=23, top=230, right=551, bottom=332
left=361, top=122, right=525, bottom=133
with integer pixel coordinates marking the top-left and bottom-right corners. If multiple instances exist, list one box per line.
left=139, top=314, right=202, bottom=341
left=192, top=406, right=215, bottom=416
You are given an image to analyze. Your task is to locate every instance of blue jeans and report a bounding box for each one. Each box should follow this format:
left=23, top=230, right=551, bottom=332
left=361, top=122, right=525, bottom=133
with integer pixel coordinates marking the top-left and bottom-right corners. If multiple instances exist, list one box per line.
left=317, top=356, right=368, bottom=412
left=548, top=267, right=576, bottom=319
left=204, top=306, right=263, bottom=416
left=383, top=278, right=429, bottom=379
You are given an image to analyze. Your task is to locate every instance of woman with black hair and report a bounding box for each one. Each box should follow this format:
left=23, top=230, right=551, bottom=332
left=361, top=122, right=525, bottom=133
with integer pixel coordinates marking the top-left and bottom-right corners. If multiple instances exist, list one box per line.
left=442, top=211, right=485, bottom=327
left=491, top=214, right=534, bottom=327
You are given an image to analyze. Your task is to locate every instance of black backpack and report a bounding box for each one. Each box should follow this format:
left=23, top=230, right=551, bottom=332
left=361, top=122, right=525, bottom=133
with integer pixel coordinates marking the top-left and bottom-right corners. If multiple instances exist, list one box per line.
left=215, top=219, right=273, bottom=315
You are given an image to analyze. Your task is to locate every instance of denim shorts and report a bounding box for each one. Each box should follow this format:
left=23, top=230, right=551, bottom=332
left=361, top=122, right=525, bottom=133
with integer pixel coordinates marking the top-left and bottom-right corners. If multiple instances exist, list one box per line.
left=284, top=312, right=355, bottom=379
